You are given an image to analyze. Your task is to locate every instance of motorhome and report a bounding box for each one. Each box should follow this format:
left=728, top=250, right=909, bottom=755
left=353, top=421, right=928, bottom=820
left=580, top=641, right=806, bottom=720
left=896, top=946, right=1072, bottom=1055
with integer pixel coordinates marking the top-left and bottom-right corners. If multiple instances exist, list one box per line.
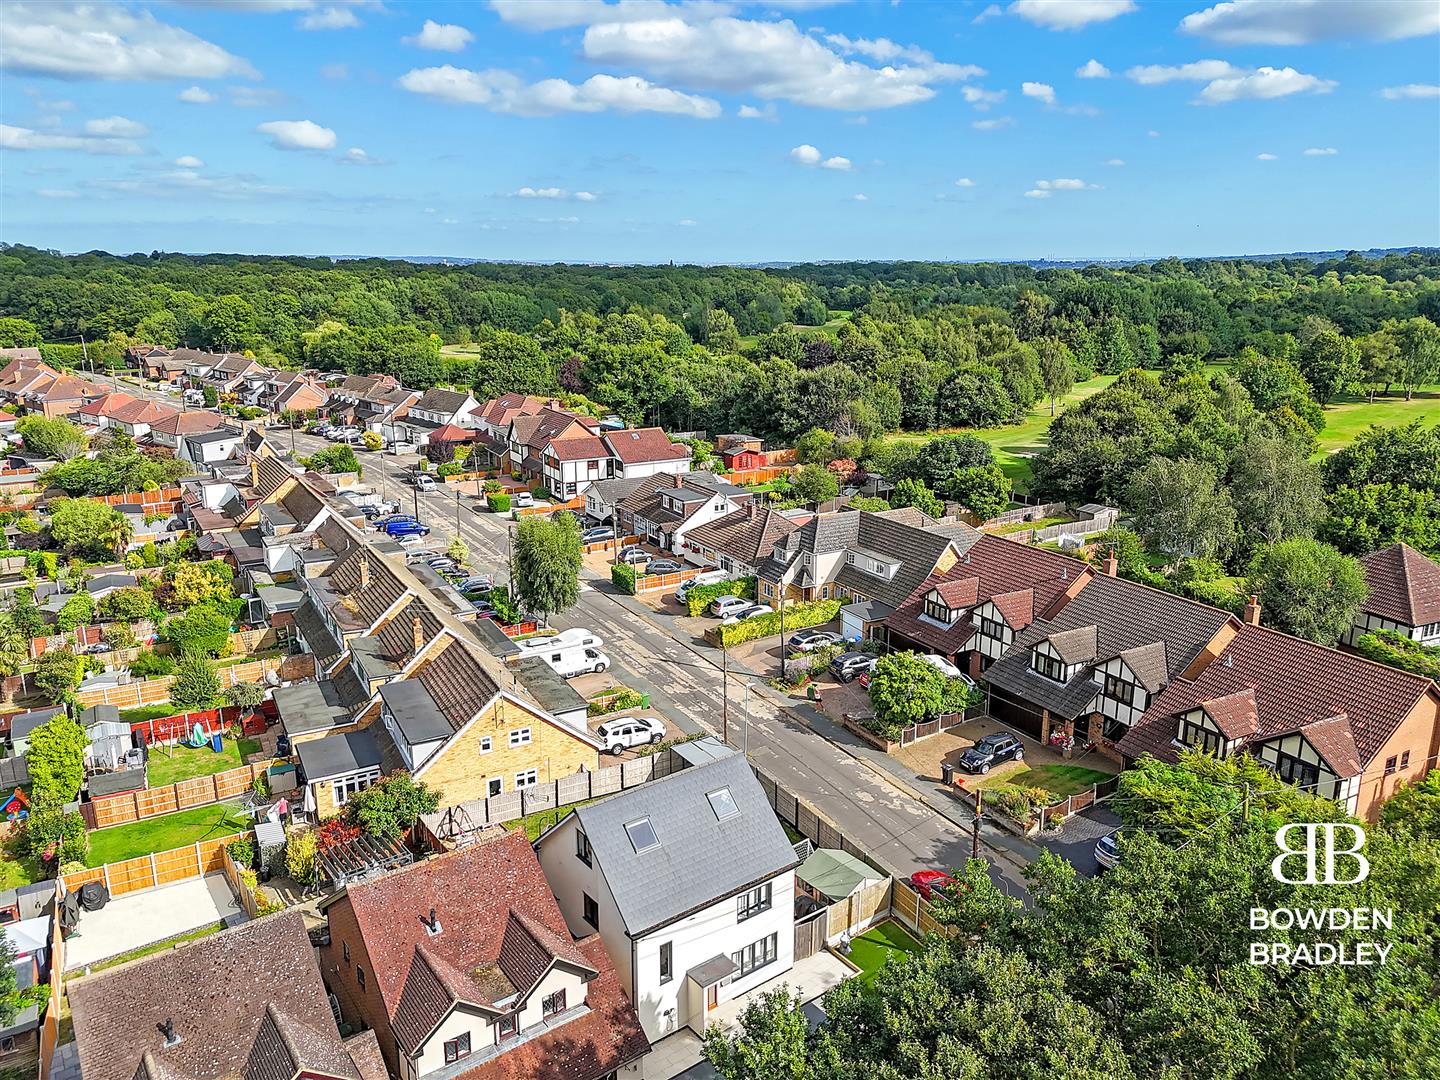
left=515, top=628, right=610, bottom=679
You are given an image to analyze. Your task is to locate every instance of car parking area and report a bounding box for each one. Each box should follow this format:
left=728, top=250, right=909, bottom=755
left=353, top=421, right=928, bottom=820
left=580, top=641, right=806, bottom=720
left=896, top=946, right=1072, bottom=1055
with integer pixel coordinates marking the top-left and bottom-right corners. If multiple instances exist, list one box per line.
left=891, top=716, right=1120, bottom=791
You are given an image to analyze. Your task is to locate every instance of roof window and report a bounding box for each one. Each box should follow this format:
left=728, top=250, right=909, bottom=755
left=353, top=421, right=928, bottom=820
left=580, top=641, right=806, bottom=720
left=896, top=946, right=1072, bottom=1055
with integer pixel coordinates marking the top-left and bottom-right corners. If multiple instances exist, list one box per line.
left=706, top=787, right=739, bottom=820
left=625, top=817, right=660, bottom=853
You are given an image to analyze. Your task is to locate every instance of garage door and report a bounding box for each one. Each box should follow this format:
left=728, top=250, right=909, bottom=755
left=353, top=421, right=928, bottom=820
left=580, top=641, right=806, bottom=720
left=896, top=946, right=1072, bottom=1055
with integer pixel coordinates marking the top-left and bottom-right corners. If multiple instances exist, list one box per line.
left=840, top=607, right=865, bottom=642
left=987, top=689, right=1045, bottom=740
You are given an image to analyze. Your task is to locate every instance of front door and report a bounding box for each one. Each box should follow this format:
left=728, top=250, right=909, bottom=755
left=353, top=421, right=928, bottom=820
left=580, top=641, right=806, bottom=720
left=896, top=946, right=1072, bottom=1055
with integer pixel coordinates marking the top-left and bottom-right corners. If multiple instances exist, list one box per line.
left=706, top=984, right=718, bottom=1011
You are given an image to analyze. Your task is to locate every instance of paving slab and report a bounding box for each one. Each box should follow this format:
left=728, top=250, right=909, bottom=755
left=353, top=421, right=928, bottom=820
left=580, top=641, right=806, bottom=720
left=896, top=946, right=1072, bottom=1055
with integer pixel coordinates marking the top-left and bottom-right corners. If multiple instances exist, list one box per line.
left=63, top=873, right=242, bottom=972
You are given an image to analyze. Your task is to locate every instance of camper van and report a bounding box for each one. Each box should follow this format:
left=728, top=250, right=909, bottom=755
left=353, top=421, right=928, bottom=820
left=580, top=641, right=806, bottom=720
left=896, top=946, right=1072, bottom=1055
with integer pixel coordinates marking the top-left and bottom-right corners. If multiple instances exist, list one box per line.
left=515, top=628, right=604, bottom=653
left=515, top=628, right=610, bottom=679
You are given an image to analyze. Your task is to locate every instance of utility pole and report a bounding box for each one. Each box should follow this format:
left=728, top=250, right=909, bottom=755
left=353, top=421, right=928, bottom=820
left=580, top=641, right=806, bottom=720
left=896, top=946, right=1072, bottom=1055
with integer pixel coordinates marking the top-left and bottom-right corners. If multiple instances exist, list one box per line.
left=79, top=333, right=91, bottom=379
left=454, top=486, right=461, bottom=546
left=1241, top=782, right=1251, bottom=821
left=971, top=790, right=982, bottom=861
left=611, top=505, right=619, bottom=566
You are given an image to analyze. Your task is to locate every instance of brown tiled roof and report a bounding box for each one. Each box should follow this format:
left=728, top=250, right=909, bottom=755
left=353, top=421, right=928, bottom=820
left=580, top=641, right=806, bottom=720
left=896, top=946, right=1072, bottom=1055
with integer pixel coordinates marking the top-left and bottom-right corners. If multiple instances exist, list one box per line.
left=329, top=549, right=409, bottom=627
left=375, top=600, right=442, bottom=665
left=991, top=588, right=1037, bottom=629
left=934, top=577, right=979, bottom=608
left=685, top=505, right=798, bottom=566
left=546, top=435, right=607, bottom=462
left=149, top=411, right=229, bottom=437
left=1117, top=622, right=1433, bottom=772
left=245, top=1004, right=360, bottom=1080
left=429, top=423, right=476, bottom=443
left=522, top=408, right=590, bottom=451
left=111, top=399, right=179, bottom=425
left=280, top=481, right=325, bottom=526
left=391, top=948, right=468, bottom=1051
left=413, top=388, right=471, bottom=415
left=1117, top=641, right=1169, bottom=693
left=254, top=456, right=294, bottom=499
left=415, top=639, right=497, bottom=730
left=1201, top=688, right=1261, bottom=739
left=477, top=393, right=547, bottom=428
left=69, top=912, right=350, bottom=1080
left=1360, top=543, right=1440, bottom=627
left=1046, top=624, right=1098, bottom=665
left=76, top=392, right=139, bottom=418
left=603, top=427, right=690, bottom=465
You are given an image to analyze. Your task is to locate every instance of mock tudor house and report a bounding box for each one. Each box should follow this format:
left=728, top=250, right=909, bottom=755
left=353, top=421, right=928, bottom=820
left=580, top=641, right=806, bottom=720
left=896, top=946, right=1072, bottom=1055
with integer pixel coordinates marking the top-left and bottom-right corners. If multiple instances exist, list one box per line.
left=535, top=753, right=800, bottom=1043
left=68, top=912, right=387, bottom=1080
left=472, top=393, right=550, bottom=470
left=1345, top=542, right=1440, bottom=647
left=317, top=831, right=649, bottom=1080
left=397, top=387, right=480, bottom=446
left=508, top=407, right=603, bottom=489
left=617, top=473, right=754, bottom=555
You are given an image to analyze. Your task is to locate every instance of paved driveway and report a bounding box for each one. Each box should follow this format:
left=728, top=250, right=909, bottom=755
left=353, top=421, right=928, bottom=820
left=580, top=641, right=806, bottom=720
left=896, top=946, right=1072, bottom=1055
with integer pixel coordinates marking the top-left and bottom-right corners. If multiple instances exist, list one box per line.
left=1036, top=802, right=1121, bottom=876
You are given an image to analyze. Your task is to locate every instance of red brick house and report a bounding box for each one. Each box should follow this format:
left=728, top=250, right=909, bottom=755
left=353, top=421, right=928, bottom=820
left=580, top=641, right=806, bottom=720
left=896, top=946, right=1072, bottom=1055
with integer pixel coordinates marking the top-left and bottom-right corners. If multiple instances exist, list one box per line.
left=318, top=830, right=649, bottom=1080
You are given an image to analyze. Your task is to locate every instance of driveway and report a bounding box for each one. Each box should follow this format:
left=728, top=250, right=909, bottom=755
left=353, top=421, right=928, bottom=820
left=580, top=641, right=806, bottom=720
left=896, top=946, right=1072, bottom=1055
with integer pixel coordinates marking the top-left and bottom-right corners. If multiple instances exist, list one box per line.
left=1037, top=802, right=1122, bottom=876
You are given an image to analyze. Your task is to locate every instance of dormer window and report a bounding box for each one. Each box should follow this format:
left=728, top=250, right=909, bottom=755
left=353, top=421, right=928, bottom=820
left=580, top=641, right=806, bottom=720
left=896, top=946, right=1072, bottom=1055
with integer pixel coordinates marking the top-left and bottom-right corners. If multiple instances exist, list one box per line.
left=1178, top=711, right=1224, bottom=756
left=976, top=614, right=1006, bottom=640
left=1103, top=674, right=1136, bottom=706
left=923, top=594, right=960, bottom=624
left=1031, top=651, right=1067, bottom=682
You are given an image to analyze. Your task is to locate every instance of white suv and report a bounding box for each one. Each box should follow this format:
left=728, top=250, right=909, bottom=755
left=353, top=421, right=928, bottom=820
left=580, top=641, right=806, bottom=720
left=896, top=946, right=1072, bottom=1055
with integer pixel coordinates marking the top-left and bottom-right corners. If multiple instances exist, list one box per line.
left=596, top=716, right=667, bottom=755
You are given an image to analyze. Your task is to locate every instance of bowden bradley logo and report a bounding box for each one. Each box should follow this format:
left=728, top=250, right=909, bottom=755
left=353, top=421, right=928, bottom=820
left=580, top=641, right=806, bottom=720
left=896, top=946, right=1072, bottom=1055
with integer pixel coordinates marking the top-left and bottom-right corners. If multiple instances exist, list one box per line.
left=1271, top=823, right=1370, bottom=885
left=1250, top=823, right=1393, bottom=967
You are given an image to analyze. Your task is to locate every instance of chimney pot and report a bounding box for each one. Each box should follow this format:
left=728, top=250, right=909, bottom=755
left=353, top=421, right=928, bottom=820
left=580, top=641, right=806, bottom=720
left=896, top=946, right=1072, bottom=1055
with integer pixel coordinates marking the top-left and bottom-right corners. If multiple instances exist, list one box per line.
left=1242, top=594, right=1262, bottom=626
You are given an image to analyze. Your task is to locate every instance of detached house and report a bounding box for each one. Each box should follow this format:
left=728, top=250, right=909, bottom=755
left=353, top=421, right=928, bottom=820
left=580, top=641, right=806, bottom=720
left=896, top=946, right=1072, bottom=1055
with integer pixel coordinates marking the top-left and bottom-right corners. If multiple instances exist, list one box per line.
left=397, top=388, right=479, bottom=446
left=602, top=428, right=691, bottom=480
left=535, top=754, right=800, bottom=1044
left=617, top=473, right=753, bottom=555
left=472, top=393, right=549, bottom=470
left=1346, top=542, right=1440, bottom=647
left=317, top=831, right=649, bottom=1080
left=681, top=502, right=800, bottom=577
left=106, top=397, right=180, bottom=441
left=147, top=409, right=231, bottom=449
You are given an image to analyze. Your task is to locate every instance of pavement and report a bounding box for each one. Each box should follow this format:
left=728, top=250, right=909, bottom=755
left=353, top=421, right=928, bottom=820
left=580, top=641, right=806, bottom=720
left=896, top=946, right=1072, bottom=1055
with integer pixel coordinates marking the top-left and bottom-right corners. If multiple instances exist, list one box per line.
left=1036, top=802, right=1122, bottom=876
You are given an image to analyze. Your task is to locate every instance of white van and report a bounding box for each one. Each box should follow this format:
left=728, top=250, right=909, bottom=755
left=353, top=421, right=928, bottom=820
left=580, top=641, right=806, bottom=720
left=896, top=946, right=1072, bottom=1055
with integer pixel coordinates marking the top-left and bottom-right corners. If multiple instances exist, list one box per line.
left=675, top=570, right=729, bottom=604
left=516, top=628, right=604, bottom=653
left=182, top=388, right=205, bottom=407
left=415, top=474, right=437, bottom=492
left=536, top=644, right=611, bottom=679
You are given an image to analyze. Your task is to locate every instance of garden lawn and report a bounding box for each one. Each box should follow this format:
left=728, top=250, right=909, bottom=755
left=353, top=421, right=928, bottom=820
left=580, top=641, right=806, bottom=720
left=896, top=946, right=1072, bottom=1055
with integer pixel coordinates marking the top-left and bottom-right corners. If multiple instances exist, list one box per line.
left=85, top=803, right=252, bottom=867
left=1313, top=389, right=1440, bottom=454
left=0, top=836, right=42, bottom=888
left=145, top=737, right=261, bottom=788
left=119, top=705, right=181, bottom=724
left=502, top=797, right=607, bottom=841
left=976, top=763, right=1114, bottom=798
left=847, top=920, right=922, bottom=986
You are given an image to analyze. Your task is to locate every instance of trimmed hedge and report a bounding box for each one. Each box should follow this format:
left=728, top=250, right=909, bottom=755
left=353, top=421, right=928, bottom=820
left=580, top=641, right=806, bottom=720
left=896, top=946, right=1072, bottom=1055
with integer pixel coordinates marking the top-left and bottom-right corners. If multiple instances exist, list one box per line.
left=611, top=563, right=638, bottom=594
left=487, top=493, right=511, bottom=513
left=709, top=599, right=841, bottom=648
left=685, top=576, right=756, bottom=617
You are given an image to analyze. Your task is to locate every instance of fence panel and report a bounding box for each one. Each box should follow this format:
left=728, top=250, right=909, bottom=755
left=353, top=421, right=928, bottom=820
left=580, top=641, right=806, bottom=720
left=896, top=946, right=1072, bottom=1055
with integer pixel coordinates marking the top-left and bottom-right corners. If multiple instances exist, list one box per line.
left=521, top=785, right=558, bottom=816
left=153, top=845, right=202, bottom=886
left=555, top=772, right=591, bottom=805
left=106, top=854, right=158, bottom=897
left=620, top=756, right=655, bottom=786
left=590, top=765, right=624, bottom=798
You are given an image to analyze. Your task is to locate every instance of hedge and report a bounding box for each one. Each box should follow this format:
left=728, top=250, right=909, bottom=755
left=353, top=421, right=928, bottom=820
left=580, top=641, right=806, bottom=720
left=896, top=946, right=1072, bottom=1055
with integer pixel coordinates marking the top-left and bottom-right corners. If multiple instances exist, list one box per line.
left=1355, top=629, right=1440, bottom=680
left=685, top=576, right=757, bottom=617
left=611, top=563, right=638, bottom=594
left=709, top=599, right=841, bottom=648
left=487, top=493, right=511, bottom=513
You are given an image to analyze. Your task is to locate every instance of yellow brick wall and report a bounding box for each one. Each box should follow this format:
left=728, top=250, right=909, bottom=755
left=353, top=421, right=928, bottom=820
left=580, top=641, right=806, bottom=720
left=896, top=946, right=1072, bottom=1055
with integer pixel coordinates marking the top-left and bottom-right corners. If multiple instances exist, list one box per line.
left=417, top=696, right=599, bottom=804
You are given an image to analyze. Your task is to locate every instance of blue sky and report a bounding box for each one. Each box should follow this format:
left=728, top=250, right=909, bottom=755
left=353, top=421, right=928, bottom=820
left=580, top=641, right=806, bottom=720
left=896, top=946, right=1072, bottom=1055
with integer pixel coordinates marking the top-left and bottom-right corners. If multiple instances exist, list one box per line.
left=2, top=0, right=1438, bottom=263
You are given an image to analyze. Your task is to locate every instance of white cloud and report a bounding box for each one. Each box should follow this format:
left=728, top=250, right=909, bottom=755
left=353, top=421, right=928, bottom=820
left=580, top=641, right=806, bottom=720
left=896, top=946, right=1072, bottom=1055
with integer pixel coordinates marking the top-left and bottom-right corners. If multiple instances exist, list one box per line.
left=0, top=122, right=142, bottom=155
left=1036, top=178, right=1096, bottom=190
left=1126, top=59, right=1242, bottom=85
left=398, top=66, right=722, bottom=118
left=973, top=4, right=1003, bottom=24
left=84, top=115, right=149, bottom=138
left=789, top=144, right=850, bottom=170
left=340, top=147, right=386, bottom=166
left=37, top=188, right=78, bottom=198
left=1148, top=129, right=1161, bottom=137
left=1022, top=81, right=1056, bottom=105
left=178, top=85, right=215, bottom=104
left=962, top=86, right=1006, bottom=109
left=487, top=0, right=650, bottom=32
left=1076, top=59, right=1111, bottom=79
left=1009, top=0, right=1137, bottom=31
left=972, top=117, right=1014, bottom=130
left=677, top=218, right=697, bottom=226
left=850, top=193, right=868, bottom=201
left=824, top=34, right=934, bottom=64
left=738, top=103, right=778, bottom=120
left=174, top=155, right=205, bottom=168
left=1, top=1, right=257, bottom=81
left=1380, top=84, right=1440, bottom=100
left=1197, top=66, right=1335, bottom=104
left=581, top=15, right=984, bottom=111
left=512, top=186, right=599, bottom=200
left=1180, top=0, right=1437, bottom=45
left=298, top=6, right=360, bottom=31
left=1256, top=152, right=1278, bottom=160
left=255, top=119, right=337, bottom=150
left=1105, top=158, right=1125, bottom=166
left=954, top=177, right=976, bottom=187
left=1024, top=188, right=1051, bottom=199
left=1303, top=146, right=1338, bottom=155
left=535, top=215, right=580, bottom=224
left=404, top=20, right=474, bottom=52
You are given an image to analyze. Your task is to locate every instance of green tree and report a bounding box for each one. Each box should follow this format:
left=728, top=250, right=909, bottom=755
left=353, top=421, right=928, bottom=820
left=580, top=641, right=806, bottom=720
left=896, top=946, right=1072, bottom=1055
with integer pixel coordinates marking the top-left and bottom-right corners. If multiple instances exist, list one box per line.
left=344, top=772, right=440, bottom=840
left=162, top=603, right=233, bottom=657
left=49, top=498, right=127, bottom=558
left=1126, top=457, right=1236, bottom=565
left=1036, top=336, right=1077, bottom=416
left=32, top=647, right=81, bottom=703
left=0, top=316, right=42, bottom=348
left=1381, top=769, right=1440, bottom=838
left=889, top=477, right=944, bottom=518
left=866, top=652, right=948, bottom=736
left=704, top=989, right=813, bottom=1080
left=28, top=712, right=88, bottom=800
left=704, top=308, right=741, bottom=353
left=222, top=682, right=265, bottom=709
left=790, top=463, right=839, bottom=504
left=447, top=535, right=470, bottom=566
left=170, top=653, right=222, bottom=709
left=0, top=612, right=28, bottom=682
left=1249, top=537, right=1368, bottom=644
left=1388, top=316, right=1440, bottom=399
left=99, top=586, right=156, bottom=623
left=793, top=427, right=836, bottom=465
left=1320, top=483, right=1440, bottom=555
left=15, top=416, right=87, bottom=461
left=1229, top=434, right=1325, bottom=546
left=54, top=592, right=96, bottom=632
left=512, top=513, right=582, bottom=620
left=910, top=434, right=994, bottom=489
left=947, top=464, right=1009, bottom=521
left=1296, top=320, right=1361, bottom=404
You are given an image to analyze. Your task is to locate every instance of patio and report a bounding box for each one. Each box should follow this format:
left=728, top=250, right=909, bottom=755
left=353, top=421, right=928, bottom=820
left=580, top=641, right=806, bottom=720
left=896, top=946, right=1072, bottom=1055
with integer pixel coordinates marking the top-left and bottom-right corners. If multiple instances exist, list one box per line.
left=63, top=874, right=242, bottom=972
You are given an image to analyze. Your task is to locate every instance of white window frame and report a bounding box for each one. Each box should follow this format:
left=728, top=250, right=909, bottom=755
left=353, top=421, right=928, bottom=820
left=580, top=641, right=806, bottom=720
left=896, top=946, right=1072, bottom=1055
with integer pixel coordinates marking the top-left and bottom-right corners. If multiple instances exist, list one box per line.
left=509, top=727, right=532, bottom=748
left=331, top=768, right=381, bottom=807
left=515, top=768, right=538, bottom=789
left=479, top=735, right=493, bottom=754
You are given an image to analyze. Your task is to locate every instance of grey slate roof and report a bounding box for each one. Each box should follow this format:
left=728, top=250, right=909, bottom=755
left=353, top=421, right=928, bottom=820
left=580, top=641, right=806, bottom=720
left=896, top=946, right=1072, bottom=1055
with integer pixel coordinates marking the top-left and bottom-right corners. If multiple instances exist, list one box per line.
left=9, top=706, right=63, bottom=742
left=377, top=681, right=453, bottom=745
left=296, top=729, right=382, bottom=781
left=567, top=755, right=798, bottom=937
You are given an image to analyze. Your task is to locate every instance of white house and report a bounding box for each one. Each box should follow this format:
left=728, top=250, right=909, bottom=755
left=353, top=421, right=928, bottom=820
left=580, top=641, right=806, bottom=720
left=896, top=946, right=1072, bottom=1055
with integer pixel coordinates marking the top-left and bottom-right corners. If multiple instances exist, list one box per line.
left=397, top=387, right=479, bottom=446
left=178, top=426, right=245, bottom=468
left=535, top=752, right=800, bottom=1043
left=602, top=427, right=692, bottom=480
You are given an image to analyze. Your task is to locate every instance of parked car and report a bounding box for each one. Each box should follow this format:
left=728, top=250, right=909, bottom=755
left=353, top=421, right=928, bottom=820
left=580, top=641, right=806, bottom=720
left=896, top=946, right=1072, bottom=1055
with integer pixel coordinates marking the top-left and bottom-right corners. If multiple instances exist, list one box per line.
left=1095, top=829, right=1123, bottom=871
left=79, top=641, right=113, bottom=655
left=389, top=441, right=415, bottom=456
left=456, top=577, right=492, bottom=593
left=957, top=731, right=1024, bottom=775
left=922, top=653, right=966, bottom=680
left=646, top=559, right=684, bottom=574
left=829, top=651, right=877, bottom=682
left=332, top=426, right=361, bottom=441
left=675, top=570, right=729, bottom=603
left=617, top=545, right=649, bottom=565
left=788, top=629, right=842, bottom=653
left=405, top=548, right=443, bottom=563
left=710, top=595, right=751, bottom=618
left=511, top=491, right=535, bottom=508
left=374, top=513, right=417, bottom=529
left=472, top=602, right=500, bottom=620
left=580, top=526, right=615, bottom=544
left=396, top=534, right=427, bottom=548
left=385, top=521, right=431, bottom=537
left=596, top=715, right=666, bottom=756
left=909, top=869, right=955, bottom=900
left=415, top=474, right=437, bottom=492
left=721, top=602, right=772, bottom=624
left=356, top=504, right=380, bottom=518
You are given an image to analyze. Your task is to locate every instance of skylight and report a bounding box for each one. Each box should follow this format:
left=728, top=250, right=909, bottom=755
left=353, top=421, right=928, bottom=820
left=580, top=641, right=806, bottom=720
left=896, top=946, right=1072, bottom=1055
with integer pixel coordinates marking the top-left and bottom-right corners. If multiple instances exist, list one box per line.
left=624, top=817, right=660, bottom=853
left=706, top=787, right=739, bottom=820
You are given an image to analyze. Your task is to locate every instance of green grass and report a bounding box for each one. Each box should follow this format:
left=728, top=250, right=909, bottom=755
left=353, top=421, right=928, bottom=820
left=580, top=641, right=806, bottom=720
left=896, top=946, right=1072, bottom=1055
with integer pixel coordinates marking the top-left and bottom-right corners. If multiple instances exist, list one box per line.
left=502, top=796, right=608, bottom=841
left=975, top=763, right=1114, bottom=797
left=86, top=803, right=252, bottom=867
left=992, top=514, right=1076, bottom=535
left=145, top=736, right=260, bottom=788
left=0, top=836, right=42, bottom=888
left=782, top=821, right=806, bottom=844
left=1313, top=389, right=1440, bottom=455
left=847, top=920, right=922, bottom=986
left=86, top=921, right=229, bottom=974
left=119, top=705, right=182, bottom=724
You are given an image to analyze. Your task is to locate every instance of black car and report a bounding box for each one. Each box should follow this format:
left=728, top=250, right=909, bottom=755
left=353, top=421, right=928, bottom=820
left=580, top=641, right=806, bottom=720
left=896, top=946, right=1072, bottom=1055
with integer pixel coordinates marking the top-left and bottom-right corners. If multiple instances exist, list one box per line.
left=958, top=732, right=1025, bottom=775
left=829, top=651, right=876, bottom=682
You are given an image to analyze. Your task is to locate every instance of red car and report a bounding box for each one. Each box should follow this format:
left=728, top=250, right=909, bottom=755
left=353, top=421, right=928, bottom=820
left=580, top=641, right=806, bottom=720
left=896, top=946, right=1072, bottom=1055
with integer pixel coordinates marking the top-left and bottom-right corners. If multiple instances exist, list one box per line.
left=909, top=869, right=955, bottom=900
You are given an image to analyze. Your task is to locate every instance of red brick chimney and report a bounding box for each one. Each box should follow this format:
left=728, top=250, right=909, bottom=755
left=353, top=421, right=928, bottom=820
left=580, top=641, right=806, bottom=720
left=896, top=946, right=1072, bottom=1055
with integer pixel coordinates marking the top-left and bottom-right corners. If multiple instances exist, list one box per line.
left=1102, top=548, right=1118, bottom=577
left=412, top=616, right=425, bottom=655
left=1242, top=594, right=1262, bottom=625
left=672, top=474, right=683, bottom=488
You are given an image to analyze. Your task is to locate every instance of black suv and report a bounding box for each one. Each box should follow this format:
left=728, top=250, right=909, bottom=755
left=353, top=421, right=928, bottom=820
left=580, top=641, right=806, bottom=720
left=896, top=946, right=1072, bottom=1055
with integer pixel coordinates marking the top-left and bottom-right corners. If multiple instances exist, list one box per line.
left=958, top=732, right=1024, bottom=774
left=829, top=651, right=876, bottom=683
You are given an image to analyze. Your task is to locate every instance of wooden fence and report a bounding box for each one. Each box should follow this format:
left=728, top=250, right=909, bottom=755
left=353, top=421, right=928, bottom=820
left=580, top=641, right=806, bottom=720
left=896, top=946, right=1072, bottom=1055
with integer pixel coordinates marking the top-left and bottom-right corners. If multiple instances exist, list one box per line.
left=95, top=486, right=183, bottom=509
left=221, top=844, right=265, bottom=919
left=582, top=535, right=640, bottom=554
left=74, top=656, right=281, bottom=708
left=633, top=566, right=708, bottom=594
left=824, top=877, right=893, bottom=943
left=720, top=466, right=794, bottom=486
left=60, top=831, right=244, bottom=902
left=514, top=496, right=585, bottom=518
left=36, top=900, right=64, bottom=1080
left=84, top=762, right=265, bottom=829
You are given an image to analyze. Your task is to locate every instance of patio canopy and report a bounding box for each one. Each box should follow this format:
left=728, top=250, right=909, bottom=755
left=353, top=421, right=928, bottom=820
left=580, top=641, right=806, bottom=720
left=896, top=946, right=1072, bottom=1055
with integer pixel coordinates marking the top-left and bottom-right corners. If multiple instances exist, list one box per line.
left=797, top=848, right=884, bottom=903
